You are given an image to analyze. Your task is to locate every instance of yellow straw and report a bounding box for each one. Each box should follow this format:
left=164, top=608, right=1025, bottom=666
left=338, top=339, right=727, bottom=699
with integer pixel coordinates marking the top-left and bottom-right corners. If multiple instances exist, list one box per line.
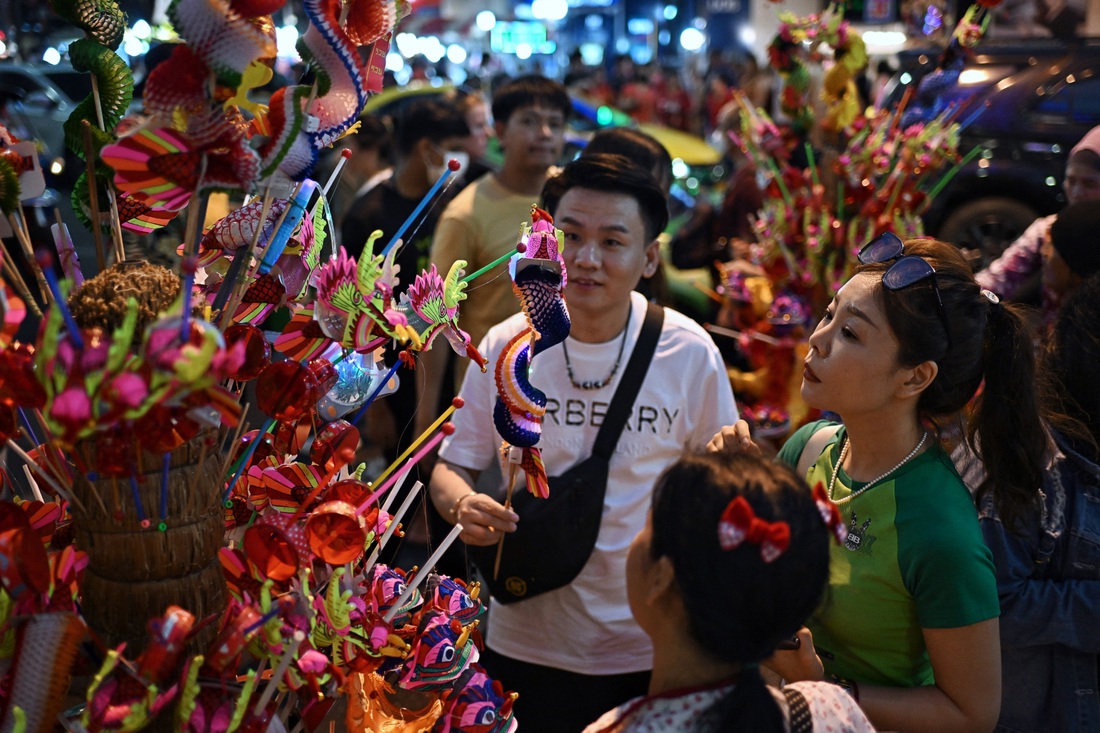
left=370, top=401, right=460, bottom=487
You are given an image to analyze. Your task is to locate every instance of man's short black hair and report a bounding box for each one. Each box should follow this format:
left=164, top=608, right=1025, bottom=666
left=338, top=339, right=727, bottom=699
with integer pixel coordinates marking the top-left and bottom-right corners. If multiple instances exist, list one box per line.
left=542, top=153, right=669, bottom=242
left=490, top=75, right=571, bottom=126
left=584, top=128, right=673, bottom=194
left=394, top=99, right=470, bottom=157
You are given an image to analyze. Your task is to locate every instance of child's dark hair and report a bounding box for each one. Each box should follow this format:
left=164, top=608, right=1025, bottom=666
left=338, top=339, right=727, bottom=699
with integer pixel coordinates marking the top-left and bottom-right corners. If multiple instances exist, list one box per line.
left=394, top=99, right=470, bottom=157
left=490, top=74, right=571, bottom=126
left=351, top=113, right=393, bottom=162
left=1043, top=272, right=1100, bottom=459
left=649, top=452, right=830, bottom=733
left=855, top=237, right=1048, bottom=529
left=541, top=153, right=669, bottom=242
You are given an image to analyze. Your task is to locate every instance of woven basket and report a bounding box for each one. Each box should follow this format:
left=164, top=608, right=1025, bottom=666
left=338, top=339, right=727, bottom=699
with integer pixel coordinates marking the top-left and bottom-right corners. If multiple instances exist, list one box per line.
left=71, top=436, right=227, bottom=654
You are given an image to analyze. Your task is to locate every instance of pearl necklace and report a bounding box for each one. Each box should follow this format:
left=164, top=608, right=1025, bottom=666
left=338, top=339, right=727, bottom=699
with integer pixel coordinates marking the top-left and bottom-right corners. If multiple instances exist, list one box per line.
left=828, top=432, right=928, bottom=505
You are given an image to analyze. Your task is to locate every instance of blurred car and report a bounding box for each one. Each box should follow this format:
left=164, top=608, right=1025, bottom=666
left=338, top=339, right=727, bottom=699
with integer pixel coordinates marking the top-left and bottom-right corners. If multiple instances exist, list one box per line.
left=0, top=62, right=91, bottom=182
left=882, top=40, right=1100, bottom=268
left=360, top=82, right=724, bottom=190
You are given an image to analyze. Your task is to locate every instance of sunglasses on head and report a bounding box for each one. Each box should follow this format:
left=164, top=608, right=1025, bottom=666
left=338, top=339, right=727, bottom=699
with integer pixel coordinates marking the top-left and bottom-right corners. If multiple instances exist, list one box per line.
left=857, top=232, right=953, bottom=347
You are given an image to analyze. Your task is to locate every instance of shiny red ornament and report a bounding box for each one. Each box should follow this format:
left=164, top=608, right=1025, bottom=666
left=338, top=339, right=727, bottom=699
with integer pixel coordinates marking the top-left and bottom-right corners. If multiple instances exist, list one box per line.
left=0, top=406, right=19, bottom=443
left=224, top=324, right=271, bottom=381
left=0, top=526, right=51, bottom=597
left=255, top=361, right=319, bottom=421
left=307, top=357, right=338, bottom=395
left=0, top=345, right=46, bottom=409
left=310, top=420, right=360, bottom=473
left=327, top=479, right=371, bottom=506
left=242, top=522, right=300, bottom=582
left=89, top=431, right=137, bottom=479
left=305, top=500, right=367, bottom=564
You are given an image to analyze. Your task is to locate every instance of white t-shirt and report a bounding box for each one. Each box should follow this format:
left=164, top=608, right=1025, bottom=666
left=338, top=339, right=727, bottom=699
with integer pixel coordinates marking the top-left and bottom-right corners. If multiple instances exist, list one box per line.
left=439, top=291, right=738, bottom=674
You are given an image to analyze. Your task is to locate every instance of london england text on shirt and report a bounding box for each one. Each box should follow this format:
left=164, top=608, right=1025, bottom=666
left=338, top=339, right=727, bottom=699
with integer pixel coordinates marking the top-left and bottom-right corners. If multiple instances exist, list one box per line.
left=543, top=397, right=681, bottom=434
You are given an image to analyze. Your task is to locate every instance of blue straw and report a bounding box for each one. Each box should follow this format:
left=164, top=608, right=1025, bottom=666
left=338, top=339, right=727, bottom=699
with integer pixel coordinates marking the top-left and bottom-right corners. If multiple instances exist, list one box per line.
left=381, top=166, right=455, bottom=257
left=129, top=475, right=147, bottom=523
left=36, top=253, right=84, bottom=349
left=222, top=418, right=276, bottom=502
left=350, top=360, right=402, bottom=426
left=160, top=452, right=171, bottom=520
left=17, top=409, right=39, bottom=446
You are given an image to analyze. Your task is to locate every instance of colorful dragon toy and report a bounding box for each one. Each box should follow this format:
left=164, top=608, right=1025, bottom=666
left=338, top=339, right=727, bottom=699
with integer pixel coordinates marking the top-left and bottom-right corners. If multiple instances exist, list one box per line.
left=313, top=241, right=403, bottom=352
left=394, top=262, right=486, bottom=369
left=432, top=665, right=518, bottom=733
left=492, top=207, right=571, bottom=498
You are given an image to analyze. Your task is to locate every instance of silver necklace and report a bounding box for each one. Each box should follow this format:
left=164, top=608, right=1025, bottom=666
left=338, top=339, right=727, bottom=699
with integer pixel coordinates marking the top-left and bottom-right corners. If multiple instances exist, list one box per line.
left=828, top=432, right=928, bottom=505
left=562, top=309, right=631, bottom=390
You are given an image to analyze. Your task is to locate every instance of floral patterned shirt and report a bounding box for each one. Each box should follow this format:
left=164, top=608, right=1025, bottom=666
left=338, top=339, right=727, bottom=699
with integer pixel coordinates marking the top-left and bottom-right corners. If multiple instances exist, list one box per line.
left=581, top=680, right=875, bottom=733
left=975, top=214, right=1064, bottom=326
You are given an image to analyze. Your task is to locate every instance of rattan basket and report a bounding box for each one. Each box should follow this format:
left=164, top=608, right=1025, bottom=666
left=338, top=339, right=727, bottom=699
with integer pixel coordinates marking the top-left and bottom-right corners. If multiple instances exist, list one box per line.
left=71, top=436, right=227, bottom=654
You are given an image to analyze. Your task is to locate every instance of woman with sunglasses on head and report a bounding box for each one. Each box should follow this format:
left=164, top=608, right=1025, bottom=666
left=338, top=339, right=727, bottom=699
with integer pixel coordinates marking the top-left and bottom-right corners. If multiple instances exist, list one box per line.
left=709, top=235, right=1049, bottom=733
left=583, top=452, right=874, bottom=733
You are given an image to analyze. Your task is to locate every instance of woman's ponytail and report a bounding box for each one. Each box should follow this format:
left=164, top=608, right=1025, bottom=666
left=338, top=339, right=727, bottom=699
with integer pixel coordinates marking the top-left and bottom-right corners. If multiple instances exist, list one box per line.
left=967, top=297, right=1048, bottom=530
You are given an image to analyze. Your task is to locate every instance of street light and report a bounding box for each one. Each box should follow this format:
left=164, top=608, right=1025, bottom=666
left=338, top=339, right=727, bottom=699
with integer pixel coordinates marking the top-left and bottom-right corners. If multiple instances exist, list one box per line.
left=476, top=11, right=496, bottom=32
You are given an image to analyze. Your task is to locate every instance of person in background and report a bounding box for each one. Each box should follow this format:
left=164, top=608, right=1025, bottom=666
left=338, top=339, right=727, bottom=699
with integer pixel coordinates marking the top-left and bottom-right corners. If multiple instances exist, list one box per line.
left=583, top=452, right=874, bottom=733
left=1036, top=200, right=1100, bottom=326
left=419, top=75, right=570, bottom=422
left=655, top=68, right=694, bottom=133
left=322, top=113, right=392, bottom=234
left=563, top=48, right=592, bottom=89
left=452, top=91, right=495, bottom=187
left=430, top=154, right=737, bottom=733
left=339, top=99, right=469, bottom=463
left=977, top=272, right=1100, bottom=732
left=710, top=236, right=1051, bottom=733
left=977, top=124, right=1100, bottom=307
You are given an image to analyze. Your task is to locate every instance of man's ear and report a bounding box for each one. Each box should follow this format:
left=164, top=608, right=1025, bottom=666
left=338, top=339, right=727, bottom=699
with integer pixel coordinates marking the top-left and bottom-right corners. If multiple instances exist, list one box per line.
left=896, top=359, right=939, bottom=400
left=414, top=137, right=434, bottom=160
left=493, top=119, right=508, bottom=146
left=640, top=238, right=661, bottom=279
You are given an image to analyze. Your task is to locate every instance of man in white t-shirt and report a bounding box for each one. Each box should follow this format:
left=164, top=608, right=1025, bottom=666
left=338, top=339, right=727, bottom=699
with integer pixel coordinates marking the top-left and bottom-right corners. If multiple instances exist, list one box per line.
left=429, top=154, right=738, bottom=732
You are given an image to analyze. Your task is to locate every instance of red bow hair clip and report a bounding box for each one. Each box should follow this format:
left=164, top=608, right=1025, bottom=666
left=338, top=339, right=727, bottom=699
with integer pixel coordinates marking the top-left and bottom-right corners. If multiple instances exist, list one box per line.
left=718, top=496, right=791, bottom=563
left=812, top=482, right=848, bottom=545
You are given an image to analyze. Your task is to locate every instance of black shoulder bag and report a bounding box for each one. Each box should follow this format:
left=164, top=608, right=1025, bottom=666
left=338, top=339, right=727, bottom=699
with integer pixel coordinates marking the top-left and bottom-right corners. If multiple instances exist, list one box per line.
left=470, top=302, right=665, bottom=604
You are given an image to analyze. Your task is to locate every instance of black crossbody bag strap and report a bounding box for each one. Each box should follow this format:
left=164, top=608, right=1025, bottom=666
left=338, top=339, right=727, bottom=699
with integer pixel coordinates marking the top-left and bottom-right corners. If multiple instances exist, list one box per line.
left=590, top=302, right=664, bottom=460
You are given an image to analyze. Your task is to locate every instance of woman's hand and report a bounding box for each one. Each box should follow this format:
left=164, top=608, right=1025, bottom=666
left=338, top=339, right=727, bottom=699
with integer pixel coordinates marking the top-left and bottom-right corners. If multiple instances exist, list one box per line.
left=706, top=420, right=761, bottom=456
left=454, top=492, right=519, bottom=547
left=764, top=627, right=824, bottom=683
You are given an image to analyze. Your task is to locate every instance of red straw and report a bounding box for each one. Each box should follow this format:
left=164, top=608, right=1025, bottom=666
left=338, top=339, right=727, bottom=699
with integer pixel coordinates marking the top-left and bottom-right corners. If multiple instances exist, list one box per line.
left=356, top=423, right=454, bottom=514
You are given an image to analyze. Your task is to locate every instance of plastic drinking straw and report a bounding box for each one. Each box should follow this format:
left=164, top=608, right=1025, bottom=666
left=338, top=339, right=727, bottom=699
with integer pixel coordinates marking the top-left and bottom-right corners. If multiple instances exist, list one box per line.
left=253, top=630, right=305, bottom=716
left=364, top=480, right=424, bottom=572
left=369, top=398, right=463, bottom=489
left=36, top=253, right=83, bottom=349
left=222, top=418, right=276, bottom=502
left=356, top=429, right=450, bottom=514
left=460, top=242, right=527, bottom=284
left=160, top=453, right=171, bottom=520
left=381, top=162, right=457, bottom=257
left=382, top=522, right=464, bottom=624
left=381, top=465, right=412, bottom=513
left=128, top=475, right=147, bottom=524
left=322, top=149, right=353, bottom=196
left=6, top=440, right=83, bottom=513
